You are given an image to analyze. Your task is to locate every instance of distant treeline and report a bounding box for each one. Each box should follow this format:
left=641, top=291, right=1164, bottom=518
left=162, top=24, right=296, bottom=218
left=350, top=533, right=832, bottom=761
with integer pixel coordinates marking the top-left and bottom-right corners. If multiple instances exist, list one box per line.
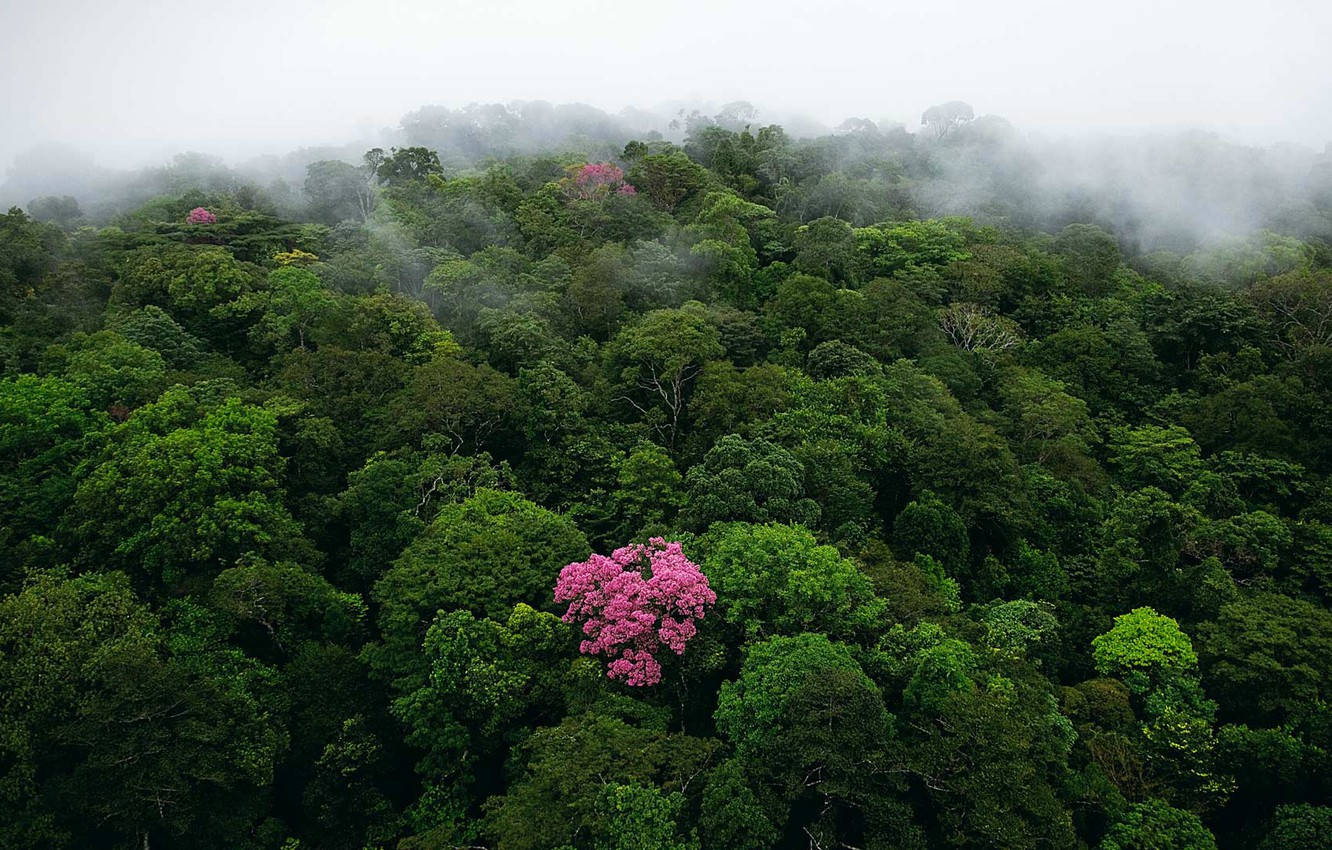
left=6, top=99, right=1331, bottom=253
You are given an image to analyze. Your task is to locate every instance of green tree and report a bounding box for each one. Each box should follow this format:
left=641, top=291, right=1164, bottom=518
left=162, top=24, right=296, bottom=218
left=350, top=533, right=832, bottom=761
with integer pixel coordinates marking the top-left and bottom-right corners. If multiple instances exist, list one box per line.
left=793, top=216, right=856, bottom=284
left=394, top=604, right=571, bottom=841
left=113, top=244, right=256, bottom=340
left=369, top=489, right=587, bottom=691
left=0, top=570, right=286, bottom=849
left=1247, top=268, right=1332, bottom=356
left=304, top=159, right=376, bottom=223
left=891, top=490, right=969, bottom=575
left=626, top=149, right=713, bottom=212
left=998, top=366, right=1095, bottom=467
left=109, top=305, right=205, bottom=368
left=1259, top=804, right=1332, bottom=850
left=0, top=206, right=63, bottom=321
left=68, top=392, right=311, bottom=588
left=1195, top=592, right=1332, bottom=725
left=1093, top=608, right=1231, bottom=807
left=208, top=556, right=365, bottom=650
left=715, top=633, right=904, bottom=846
left=1099, top=798, right=1216, bottom=850
left=698, top=522, right=885, bottom=642
left=686, top=361, right=794, bottom=450
left=1023, top=319, right=1161, bottom=415
left=853, top=219, right=971, bottom=279
left=1107, top=425, right=1205, bottom=498
left=0, top=375, right=105, bottom=571
left=229, top=265, right=342, bottom=352
left=592, top=784, right=699, bottom=850
left=1092, top=608, right=1198, bottom=694
left=482, top=713, right=717, bottom=850
left=386, top=348, right=518, bottom=453
left=688, top=192, right=773, bottom=307
left=606, top=305, right=724, bottom=448
left=682, top=435, right=819, bottom=530
left=1052, top=224, right=1122, bottom=295
left=47, top=329, right=168, bottom=410
left=373, top=146, right=444, bottom=184
left=880, top=624, right=1077, bottom=848
left=698, top=759, right=777, bottom=850
left=607, top=442, right=686, bottom=541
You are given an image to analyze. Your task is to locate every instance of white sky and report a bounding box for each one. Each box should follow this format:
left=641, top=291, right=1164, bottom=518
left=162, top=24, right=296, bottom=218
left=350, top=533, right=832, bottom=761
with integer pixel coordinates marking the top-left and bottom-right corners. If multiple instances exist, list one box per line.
left=2, top=0, right=1330, bottom=172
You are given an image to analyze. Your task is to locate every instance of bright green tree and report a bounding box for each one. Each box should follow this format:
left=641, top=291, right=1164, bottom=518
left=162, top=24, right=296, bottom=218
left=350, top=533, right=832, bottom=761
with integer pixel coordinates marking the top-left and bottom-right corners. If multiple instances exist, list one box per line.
left=698, top=522, right=885, bottom=642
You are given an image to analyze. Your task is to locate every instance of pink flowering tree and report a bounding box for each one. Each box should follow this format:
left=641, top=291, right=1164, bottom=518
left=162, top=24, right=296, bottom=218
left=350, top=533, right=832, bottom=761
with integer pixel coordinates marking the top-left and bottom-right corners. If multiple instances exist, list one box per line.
left=554, top=538, right=715, bottom=686
left=562, top=162, right=637, bottom=200
left=186, top=207, right=218, bottom=224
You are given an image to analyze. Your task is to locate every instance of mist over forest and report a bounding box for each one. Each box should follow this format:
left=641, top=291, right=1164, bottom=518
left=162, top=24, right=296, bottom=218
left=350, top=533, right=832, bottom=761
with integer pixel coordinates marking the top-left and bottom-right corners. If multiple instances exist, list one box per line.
left=7, top=99, right=1332, bottom=258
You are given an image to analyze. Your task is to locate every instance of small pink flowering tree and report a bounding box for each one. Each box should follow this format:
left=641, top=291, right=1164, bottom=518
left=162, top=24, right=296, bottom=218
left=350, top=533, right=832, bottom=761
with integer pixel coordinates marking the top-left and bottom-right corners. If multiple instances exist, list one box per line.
left=562, top=162, right=637, bottom=200
left=554, top=538, right=715, bottom=686
left=186, top=207, right=218, bottom=224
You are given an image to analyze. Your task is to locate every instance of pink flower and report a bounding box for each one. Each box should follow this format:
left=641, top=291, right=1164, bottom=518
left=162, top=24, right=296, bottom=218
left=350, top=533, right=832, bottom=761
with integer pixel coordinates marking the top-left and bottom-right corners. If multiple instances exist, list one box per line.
left=554, top=538, right=715, bottom=686
left=576, top=162, right=624, bottom=187
left=562, top=162, right=637, bottom=201
left=186, top=207, right=217, bottom=224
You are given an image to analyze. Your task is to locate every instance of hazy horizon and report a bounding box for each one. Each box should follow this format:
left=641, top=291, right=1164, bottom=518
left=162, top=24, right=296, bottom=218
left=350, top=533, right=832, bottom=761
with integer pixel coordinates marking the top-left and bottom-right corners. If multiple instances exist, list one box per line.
left=3, top=0, right=1331, bottom=175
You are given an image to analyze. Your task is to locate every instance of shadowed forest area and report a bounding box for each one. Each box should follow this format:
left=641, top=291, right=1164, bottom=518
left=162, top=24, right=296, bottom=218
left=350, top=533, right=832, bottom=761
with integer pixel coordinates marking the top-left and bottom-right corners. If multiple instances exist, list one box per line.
left=4, top=100, right=1332, bottom=850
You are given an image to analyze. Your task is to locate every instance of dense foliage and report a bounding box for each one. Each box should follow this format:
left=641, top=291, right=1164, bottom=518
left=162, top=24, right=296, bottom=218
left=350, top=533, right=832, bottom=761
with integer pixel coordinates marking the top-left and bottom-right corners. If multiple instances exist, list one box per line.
left=3, top=105, right=1332, bottom=850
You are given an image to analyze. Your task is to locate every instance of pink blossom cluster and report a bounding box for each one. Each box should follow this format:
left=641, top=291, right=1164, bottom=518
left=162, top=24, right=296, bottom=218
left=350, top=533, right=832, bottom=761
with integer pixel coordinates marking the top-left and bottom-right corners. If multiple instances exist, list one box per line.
left=554, top=538, right=715, bottom=686
left=563, top=162, right=637, bottom=200
left=577, top=162, right=624, bottom=187
left=186, top=207, right=218, bottom=224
